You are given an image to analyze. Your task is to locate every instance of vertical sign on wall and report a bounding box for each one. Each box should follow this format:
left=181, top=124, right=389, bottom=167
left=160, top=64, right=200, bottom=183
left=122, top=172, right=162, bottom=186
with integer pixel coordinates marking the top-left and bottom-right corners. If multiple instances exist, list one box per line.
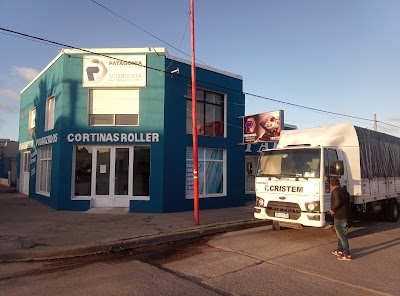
left=186, top=148, right=194, bottom=196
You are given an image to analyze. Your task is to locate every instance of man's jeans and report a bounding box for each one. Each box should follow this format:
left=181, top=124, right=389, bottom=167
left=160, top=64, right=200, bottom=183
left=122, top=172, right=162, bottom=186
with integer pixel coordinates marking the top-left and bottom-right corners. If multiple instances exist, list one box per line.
left=334, top=219, right=350, bottom=255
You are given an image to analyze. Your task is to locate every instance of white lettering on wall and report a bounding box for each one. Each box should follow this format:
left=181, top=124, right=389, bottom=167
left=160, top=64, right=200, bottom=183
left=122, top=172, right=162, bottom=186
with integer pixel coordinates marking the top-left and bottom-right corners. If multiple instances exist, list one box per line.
left=66, top=133, right=160, bottom=143
left=19, top=140, right=34, bottom=150
left=36, top=133, right=58, bottom=147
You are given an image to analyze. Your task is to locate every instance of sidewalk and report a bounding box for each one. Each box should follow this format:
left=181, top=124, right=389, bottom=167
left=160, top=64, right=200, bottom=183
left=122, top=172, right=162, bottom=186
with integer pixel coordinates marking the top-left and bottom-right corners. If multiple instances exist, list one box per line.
left=0, top=185, right=268, bottom=262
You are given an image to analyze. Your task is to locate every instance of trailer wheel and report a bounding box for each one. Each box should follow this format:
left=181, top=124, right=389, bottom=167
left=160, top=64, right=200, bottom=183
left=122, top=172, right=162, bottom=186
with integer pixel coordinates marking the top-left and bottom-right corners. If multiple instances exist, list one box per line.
left=272, top=221, right=281, bottom=230
left=384, top=198, right=399, bottom=222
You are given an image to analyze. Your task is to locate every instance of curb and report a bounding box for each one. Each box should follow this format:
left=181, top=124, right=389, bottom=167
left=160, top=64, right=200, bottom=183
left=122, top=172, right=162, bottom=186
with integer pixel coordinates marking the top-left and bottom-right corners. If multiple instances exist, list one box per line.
left=0, top=219, right=270, bottom=263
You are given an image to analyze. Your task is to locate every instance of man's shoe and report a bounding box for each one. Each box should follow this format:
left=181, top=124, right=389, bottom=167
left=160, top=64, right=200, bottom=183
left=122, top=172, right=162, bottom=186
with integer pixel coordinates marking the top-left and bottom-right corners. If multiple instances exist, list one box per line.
left=332, top=250, right=343, bottom=256
left=337, top=254, right=352, bottom=261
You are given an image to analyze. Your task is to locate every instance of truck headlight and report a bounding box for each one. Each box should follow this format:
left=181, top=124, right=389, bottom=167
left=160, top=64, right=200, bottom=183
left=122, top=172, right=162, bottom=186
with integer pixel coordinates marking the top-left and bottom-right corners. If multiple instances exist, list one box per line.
left=256, top=196, right=264, bottom=207
left=305, top=201, right=320, bottom=212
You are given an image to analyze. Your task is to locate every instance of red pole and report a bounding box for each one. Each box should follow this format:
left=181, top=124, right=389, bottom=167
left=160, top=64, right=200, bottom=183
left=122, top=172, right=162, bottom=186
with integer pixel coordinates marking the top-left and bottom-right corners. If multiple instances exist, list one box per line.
left=190, top=0, right=200, bottom=225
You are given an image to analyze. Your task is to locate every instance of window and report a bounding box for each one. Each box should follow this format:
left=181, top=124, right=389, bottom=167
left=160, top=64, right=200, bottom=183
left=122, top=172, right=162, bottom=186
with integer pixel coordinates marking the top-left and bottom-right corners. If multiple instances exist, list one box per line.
left=89, top=89, right=139, bottom=126
left=36, top=147, right=52, bottom=195
left=133, top=146, right=150, bottom=196
left=186, top=147, right=225, bottom=197
left=186, top=87, right=224, bottom=137
left=74, top=146, right=93, bottom=196
left=28, top=108, right=36, bottom=136
left=258, top=148, right=321, bottom=178
left=245, top=156, right=259, bottom=193
left=324, top=148, right=339, bottom=176
left=72, top=145, right=150, bottom=198
left=23, top=152, right=30, bottom=172
left=45, top=96, right=55, bottom=131
left=324, top=148, right=339, bottom=193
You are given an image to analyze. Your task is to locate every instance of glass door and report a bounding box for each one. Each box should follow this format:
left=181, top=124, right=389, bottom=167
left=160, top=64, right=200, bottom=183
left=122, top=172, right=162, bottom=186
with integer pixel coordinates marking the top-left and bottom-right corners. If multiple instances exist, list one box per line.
left=93, top=147, right=130, bottom=207
left=96, top=147, right=111, bottom=195
left=93, top=147, right=111, bottom=207
left=20, top=151, right=30, bottom=195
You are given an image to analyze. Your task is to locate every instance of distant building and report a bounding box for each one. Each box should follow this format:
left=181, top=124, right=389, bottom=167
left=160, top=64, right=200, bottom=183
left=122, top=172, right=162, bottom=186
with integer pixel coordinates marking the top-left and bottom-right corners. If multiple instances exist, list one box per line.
left=0, top=139, right=18, bottom=186
left=18, top=48, right=245, bottom=212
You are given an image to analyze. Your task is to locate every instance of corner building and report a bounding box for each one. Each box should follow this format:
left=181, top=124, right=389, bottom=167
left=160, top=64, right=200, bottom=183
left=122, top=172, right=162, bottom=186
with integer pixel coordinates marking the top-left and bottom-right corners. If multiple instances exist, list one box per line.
left=18, top=48, right=245, bottom=212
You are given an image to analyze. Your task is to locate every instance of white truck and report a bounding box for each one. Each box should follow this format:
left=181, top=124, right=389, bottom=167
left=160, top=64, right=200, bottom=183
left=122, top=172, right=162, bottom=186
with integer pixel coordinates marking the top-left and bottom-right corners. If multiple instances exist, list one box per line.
left=254, top=122, right=399, bottom=230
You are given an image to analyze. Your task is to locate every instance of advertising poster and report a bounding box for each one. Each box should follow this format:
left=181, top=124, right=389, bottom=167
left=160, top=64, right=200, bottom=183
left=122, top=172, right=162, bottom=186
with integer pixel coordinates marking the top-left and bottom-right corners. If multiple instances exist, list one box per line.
left=243, top=110, right=284, bottom=143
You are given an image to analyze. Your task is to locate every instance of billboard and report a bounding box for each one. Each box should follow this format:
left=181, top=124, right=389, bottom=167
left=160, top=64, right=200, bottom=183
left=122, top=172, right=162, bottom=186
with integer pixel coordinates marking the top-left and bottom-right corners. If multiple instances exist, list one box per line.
left=243, top=110, right=284, bottom=143
left=83, top=55, right=146, bottom=87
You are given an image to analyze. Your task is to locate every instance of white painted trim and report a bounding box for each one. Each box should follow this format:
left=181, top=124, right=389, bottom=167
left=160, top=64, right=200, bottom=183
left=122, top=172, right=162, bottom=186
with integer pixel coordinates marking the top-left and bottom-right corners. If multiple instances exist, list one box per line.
left=21, top=52, right=64, bottom=94
left=62, top=47, right=165, bottom=55
left=130, top=196, right=150, bottom=201
left=186, top=193, right=227, bottom=199
left=21, top=47, right=243, bottom=94
left=165, top=51, right=243, bottom=80
left=36, top=190, right=50, bottom=197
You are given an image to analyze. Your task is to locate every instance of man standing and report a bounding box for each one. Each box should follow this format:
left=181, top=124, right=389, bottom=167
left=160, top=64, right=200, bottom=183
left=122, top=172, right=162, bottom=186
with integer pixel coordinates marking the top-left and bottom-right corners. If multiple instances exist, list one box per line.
left=329, top=178, right=352, bottom=261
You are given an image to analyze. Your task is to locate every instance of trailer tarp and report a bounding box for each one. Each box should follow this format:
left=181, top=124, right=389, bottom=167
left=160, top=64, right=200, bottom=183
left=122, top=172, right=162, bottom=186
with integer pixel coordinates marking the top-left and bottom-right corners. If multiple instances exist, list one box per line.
left=355, top=126, right=400, bottom=178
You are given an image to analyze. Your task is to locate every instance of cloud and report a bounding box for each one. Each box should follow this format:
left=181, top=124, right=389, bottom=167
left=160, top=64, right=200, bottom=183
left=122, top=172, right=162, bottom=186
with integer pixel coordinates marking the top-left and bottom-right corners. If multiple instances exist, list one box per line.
left=0, top=89, right=19, bottom=101
left=12, top=66, right=39, bottom=81
left=0, top=102, right=18, bottom=113
left=385, top=115, right=400, bottom=122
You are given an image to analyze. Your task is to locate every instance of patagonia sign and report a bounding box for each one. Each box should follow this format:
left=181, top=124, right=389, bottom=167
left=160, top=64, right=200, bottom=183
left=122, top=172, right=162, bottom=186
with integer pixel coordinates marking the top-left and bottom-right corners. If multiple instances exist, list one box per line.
left=83, top=55, right=146, bottom=88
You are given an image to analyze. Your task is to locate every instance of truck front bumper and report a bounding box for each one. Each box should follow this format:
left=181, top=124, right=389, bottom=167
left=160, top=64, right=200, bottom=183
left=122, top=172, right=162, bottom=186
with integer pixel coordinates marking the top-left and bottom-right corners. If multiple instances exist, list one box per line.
left=254, top=207, right=326, bottom=228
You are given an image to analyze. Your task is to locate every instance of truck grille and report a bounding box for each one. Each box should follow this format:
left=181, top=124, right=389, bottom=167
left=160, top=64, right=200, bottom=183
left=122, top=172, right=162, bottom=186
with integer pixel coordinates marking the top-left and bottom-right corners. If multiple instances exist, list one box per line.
left=266, top=201, right=301, bottom=220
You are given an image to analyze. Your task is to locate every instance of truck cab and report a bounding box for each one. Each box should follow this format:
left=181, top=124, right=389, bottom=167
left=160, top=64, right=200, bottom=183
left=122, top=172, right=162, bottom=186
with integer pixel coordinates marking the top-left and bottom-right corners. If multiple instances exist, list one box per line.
left=254, top=145, right=345, bottom=229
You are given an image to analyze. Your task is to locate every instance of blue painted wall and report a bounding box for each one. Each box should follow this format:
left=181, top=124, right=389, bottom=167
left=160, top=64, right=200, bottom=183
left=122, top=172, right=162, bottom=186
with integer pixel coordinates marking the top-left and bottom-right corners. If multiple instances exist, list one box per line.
left=162, top=59, right=245, bottom=212
left=18, top=49, right=245, bottom=213
left=19, top=57, right=64, bottom=209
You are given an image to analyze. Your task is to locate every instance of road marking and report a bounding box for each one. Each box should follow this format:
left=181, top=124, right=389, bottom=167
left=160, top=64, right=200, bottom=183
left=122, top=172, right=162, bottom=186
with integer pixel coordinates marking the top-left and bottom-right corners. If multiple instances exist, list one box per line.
left=269, top=261, right=393, bottom=296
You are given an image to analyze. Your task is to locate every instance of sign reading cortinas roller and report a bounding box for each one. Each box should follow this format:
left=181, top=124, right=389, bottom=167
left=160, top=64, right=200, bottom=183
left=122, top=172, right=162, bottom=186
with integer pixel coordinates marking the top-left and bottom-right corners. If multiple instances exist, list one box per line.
left=83, top=55, right=146, bottom=87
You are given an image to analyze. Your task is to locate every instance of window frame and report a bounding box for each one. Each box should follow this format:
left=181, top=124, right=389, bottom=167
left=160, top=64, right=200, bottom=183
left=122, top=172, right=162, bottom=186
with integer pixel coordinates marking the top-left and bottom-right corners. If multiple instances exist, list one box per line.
left=28, top=107, right=36, bottom=136
left=36, top=146, right=52, bottom=196
left=186, top=147, right=226, bottom=198
left=245, top=155, right=259, bottom=193
left=186, top=87, right=225, bottom=137
left=45, top=95, right=55, bottom=131
left=88, top=89, right=139, bottom=126
left=71, top=145, right=151, bottom=200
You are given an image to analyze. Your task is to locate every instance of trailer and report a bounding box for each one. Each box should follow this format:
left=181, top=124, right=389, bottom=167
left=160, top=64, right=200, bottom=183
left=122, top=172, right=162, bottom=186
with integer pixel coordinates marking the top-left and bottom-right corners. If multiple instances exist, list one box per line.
left=254, top=122, right=400, bottom=229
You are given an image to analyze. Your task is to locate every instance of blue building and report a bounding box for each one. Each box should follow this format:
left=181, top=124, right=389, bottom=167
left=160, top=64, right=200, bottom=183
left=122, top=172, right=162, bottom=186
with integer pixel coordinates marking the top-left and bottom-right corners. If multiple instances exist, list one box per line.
left=18, top=48, right=245, bottom=212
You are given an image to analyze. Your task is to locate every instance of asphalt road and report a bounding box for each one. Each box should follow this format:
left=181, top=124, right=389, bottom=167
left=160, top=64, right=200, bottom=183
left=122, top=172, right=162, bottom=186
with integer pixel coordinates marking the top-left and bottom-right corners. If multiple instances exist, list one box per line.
left=165, top=218, right=400, bottom=296
left=1, top=218, right=399, bottom=296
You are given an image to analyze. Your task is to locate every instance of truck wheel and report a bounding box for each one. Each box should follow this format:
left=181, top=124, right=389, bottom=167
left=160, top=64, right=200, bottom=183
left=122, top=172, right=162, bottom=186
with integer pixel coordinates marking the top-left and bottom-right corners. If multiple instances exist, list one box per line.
left=272, top=221, right=281, bottom=230
left=384, top=198, right=399, bottom=222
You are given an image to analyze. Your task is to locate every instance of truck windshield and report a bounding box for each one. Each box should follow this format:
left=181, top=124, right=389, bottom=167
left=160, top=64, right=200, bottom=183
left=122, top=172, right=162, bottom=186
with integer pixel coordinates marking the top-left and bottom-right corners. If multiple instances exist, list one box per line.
left=258, top=148, right=321, bottom=178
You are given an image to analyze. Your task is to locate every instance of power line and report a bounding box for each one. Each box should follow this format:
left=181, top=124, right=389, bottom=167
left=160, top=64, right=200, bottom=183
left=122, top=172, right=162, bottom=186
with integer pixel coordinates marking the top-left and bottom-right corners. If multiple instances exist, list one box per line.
left=1, top=26, right=400, bottom=133
left=84, top=1, right=400, bottom=131
left=0, top=31, right=59, bottom=48
left=88, top=0, right=208, bottom=66
left=164, top=10, right=191, bottom=72
left=0, top=27, right=168, bottom=74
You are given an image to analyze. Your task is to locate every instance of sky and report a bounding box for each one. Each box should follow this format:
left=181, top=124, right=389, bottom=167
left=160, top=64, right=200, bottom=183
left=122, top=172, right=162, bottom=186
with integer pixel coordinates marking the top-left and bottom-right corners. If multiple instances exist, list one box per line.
left=0, top=0, right=399, bottom=141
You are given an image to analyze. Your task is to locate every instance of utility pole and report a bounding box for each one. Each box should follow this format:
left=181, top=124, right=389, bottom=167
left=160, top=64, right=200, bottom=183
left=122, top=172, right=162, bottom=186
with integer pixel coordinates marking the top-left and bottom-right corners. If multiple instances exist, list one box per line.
left=374, top=113, right=377, bottom=131
left=190, top=0, right=200, bottom=225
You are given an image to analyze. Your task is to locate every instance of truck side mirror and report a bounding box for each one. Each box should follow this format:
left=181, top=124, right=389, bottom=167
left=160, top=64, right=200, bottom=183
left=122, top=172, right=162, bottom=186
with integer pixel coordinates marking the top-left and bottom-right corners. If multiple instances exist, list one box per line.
left=335, top=160, right=344, bottom=175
